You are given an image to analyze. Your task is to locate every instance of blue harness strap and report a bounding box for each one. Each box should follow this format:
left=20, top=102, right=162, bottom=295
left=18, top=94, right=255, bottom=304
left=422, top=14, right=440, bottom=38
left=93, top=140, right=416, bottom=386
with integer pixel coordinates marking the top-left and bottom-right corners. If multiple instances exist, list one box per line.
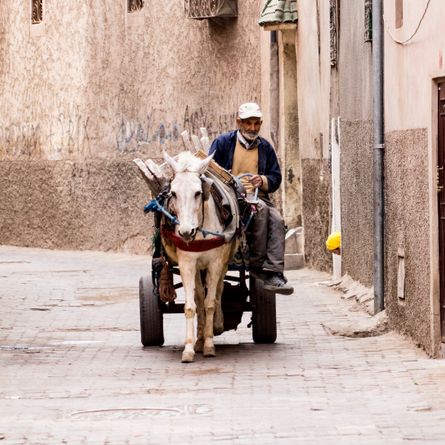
left=143, top=198, right=225, bottom=238
left=144, top=198, right=179, bottom=226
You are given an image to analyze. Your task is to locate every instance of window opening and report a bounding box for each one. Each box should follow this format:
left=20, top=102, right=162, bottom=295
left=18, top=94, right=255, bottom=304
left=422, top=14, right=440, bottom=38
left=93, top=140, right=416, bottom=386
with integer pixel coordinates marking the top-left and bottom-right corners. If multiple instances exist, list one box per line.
left=395, top=0, right=403, bottom=29
left=128, top=0, right=144, bottom=13
left=32, top=0, right=43, bottom=24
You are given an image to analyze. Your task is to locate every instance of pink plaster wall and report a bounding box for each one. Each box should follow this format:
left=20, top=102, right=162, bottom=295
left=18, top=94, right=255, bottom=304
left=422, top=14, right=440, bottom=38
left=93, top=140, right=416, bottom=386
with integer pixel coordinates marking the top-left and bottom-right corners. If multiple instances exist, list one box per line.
left=0, top=0, right=263, bottom=252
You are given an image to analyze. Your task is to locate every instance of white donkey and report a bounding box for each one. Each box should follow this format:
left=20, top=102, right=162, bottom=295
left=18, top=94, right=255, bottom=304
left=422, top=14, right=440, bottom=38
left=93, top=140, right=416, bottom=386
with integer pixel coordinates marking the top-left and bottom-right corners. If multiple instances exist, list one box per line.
left=161, top=151, right=238, bottom=362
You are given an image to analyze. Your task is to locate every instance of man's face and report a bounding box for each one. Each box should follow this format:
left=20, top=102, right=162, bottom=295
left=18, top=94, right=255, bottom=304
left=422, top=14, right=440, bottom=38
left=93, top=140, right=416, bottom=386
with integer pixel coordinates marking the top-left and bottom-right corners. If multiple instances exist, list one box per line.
left=237, top=117, right=262, bottom=141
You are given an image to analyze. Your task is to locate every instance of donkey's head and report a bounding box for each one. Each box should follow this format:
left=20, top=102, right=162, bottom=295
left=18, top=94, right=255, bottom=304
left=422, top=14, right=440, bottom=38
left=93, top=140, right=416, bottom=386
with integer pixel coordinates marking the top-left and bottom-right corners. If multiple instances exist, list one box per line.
left=163, top=151, right=213, bottom=242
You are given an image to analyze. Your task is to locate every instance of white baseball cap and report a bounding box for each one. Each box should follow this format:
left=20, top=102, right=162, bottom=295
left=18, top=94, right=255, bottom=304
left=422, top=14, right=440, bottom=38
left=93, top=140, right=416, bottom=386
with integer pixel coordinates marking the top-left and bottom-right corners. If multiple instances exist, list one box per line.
left=238, top=102, right=263, bottom=119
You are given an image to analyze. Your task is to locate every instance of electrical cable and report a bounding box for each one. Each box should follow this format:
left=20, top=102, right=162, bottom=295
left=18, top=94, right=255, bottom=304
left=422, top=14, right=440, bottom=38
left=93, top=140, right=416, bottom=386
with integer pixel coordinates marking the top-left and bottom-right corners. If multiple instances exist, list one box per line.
left=384, top=0, right=431, bottom=45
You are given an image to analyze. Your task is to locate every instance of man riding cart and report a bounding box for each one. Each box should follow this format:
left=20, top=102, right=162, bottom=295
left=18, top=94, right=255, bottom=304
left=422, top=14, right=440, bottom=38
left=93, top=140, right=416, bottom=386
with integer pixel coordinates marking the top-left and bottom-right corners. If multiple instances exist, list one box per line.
left=209, top=102, right=293, bottom=295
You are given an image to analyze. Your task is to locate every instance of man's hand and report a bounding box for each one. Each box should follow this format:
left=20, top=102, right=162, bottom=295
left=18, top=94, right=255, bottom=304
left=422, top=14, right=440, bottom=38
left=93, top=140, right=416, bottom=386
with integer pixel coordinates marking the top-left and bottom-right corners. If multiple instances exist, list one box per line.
left=240, top=174, right=263, bottom=193
left=249, top=175, right=263, bottom=188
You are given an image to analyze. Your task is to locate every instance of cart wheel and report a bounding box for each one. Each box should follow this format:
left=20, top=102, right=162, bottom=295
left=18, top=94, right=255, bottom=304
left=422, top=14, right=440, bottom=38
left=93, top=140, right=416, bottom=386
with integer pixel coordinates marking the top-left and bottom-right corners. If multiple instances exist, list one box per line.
left=250, top=276, right=277, bottom=344
left=139, top=275, right=164, bottom=346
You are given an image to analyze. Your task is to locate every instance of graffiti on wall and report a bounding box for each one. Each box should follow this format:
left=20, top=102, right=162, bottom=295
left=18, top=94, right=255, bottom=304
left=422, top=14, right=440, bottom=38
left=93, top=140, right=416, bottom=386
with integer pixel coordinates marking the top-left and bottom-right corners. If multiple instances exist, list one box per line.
left=0, top=123, right=42, bottom=158
left=182, top=106, right=237, bottom=140
left=183, top=106, right=209, bottom=136
left=0, top=111, right=91, bottom=159
left=116, top=113, right=180, bottom=152
left=0, top=107, right=239, bottom=158
left=48, top=111, right=91, bottom=158
left=116, top=107, right=237, bottom=153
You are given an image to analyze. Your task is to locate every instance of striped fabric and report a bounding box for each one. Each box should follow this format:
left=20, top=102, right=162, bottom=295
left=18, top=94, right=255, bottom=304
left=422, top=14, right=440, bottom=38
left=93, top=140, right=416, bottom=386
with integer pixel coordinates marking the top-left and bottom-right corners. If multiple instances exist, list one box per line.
left=258, top=0, right=297, bottom=26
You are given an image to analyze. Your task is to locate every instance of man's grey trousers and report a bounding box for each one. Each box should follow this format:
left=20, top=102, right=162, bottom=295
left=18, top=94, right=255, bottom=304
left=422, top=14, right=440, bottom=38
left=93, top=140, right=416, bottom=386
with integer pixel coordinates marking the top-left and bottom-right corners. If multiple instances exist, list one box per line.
left=248, top=197, right=286, bottom=273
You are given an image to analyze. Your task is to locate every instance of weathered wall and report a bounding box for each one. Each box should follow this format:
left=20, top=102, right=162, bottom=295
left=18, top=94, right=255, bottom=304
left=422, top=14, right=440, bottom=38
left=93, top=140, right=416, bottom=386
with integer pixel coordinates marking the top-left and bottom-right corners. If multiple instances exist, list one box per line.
left=300, top=159, right=331, bottom=270
left=337, top=1, right=442, bottom=354
left=295, top=0, right=332, bottom=271
left=338, top=3, right=373, bottom=122
left=0, top=0, right=263, bottom=252
left=383, top=0, right=445, bottom=354
left=384, top=129, right=432, bottom=354
left=0, top=160, right=150, bottom=253
left=337, top=1, right=373, bottom=286
left=278, top=30, right=301, bottom=229
left=295, top=1, right=374, bottom=274
left=339, top=120, right=373, bottom=286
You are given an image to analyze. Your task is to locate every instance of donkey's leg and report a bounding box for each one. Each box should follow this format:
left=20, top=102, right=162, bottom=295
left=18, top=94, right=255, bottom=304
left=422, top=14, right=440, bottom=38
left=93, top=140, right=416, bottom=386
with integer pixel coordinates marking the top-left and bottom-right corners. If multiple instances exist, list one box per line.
left=194, top=271, right=206, bottom=353
left=178, top=257, right=197, bottom=363
left=213, top=267, right=228, bottom=336
left=203, top=265, right=223, bottom=357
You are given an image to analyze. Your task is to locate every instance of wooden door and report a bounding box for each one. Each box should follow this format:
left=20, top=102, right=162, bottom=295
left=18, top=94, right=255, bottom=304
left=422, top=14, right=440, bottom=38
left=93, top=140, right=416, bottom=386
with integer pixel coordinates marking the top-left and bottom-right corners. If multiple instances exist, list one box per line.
left=438, top=82, right=445, bottom=341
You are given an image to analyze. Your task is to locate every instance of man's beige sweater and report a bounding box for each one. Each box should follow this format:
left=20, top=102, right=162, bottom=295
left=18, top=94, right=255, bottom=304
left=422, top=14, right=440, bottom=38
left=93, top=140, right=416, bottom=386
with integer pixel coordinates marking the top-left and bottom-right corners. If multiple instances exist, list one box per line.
left=231, top=139, right=268, bottom=192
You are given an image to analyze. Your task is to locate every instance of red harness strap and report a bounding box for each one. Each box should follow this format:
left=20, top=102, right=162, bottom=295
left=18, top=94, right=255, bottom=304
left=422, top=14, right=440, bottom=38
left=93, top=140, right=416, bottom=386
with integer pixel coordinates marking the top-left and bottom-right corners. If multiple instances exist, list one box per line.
left=161, top=226, right=225, bottom=252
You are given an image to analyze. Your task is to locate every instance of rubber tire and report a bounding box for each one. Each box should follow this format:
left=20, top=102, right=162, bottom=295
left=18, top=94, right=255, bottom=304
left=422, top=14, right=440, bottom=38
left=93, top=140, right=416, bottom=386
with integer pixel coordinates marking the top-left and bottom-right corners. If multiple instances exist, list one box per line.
left=250, top=276, right=277, bottom=344
left=139, top=275, right=164, bottom=346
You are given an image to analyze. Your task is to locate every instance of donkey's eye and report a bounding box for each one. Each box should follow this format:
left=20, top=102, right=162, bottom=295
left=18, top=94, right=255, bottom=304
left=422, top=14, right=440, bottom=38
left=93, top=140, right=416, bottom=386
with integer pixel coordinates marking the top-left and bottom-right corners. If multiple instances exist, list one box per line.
left=195, top=191, right=202, bottom=199
left=171, top=191, right=176, bottom=199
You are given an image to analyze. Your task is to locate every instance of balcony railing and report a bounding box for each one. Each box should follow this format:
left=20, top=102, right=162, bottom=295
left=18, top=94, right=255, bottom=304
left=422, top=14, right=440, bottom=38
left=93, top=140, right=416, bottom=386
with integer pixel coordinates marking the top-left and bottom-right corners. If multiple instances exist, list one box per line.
left=184, top=0, right=237, bottom=20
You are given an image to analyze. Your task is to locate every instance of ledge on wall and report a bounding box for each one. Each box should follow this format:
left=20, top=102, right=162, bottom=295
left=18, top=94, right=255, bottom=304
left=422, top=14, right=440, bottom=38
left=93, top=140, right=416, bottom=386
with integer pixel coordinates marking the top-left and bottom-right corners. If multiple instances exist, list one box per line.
left=261, top=23, right=296, bottom=32
left=258, top=0, right=297, bottom=30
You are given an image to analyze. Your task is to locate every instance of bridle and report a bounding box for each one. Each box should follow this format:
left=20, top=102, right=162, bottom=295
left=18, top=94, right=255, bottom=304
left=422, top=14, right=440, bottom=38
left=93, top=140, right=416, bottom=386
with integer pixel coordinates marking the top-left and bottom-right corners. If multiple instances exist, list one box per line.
left=143, top=172, right=258, bottom=251
left=144, top=177, right=226, bottom=241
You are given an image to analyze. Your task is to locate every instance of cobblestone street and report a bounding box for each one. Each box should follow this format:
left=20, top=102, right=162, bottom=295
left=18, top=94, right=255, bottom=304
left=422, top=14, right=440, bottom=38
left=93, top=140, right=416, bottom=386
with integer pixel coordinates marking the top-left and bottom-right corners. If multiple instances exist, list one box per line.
left=2, top=246, right=445, bottom=445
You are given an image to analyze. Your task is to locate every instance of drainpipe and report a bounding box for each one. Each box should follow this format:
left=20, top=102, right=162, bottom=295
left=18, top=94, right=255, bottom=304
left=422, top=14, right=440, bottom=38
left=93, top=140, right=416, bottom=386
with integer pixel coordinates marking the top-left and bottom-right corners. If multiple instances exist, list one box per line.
left=373, top=0, right=385, bottom=313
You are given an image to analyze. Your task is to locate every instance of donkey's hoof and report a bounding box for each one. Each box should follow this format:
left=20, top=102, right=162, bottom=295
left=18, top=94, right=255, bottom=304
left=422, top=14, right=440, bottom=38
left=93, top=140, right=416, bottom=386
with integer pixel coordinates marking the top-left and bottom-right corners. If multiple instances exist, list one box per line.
left=194, top=339, right=204, bottom=353
left=213, top=324, right=224, bottom=336
left=203, top=345, right=216, bottom=357
left=182, top=350, right=195, bottom=363
left=214, top=311, right=224, bottom=335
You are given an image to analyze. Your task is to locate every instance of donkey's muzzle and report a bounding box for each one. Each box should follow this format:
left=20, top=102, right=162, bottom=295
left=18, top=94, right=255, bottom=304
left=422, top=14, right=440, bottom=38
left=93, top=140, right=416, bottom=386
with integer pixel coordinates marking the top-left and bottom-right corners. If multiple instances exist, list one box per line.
left=178, top=228, right=197, bottom=242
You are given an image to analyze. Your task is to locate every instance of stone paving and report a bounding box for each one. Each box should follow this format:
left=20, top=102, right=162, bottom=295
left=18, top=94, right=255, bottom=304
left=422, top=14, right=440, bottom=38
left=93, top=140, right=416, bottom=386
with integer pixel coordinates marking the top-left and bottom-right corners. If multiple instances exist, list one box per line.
left=1, top=246, right=445, bottom=445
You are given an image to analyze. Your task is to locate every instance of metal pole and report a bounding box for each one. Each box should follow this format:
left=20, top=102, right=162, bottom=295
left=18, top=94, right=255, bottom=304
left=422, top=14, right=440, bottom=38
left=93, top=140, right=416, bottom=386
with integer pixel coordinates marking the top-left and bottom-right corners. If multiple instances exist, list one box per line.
left=373, top=0, right=385, bottom=313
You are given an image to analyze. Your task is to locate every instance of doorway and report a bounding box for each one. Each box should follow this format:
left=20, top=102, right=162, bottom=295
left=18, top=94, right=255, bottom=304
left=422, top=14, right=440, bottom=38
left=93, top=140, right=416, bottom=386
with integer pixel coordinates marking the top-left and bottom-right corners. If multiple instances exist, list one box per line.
left=438, top=82, right=445, bottom=341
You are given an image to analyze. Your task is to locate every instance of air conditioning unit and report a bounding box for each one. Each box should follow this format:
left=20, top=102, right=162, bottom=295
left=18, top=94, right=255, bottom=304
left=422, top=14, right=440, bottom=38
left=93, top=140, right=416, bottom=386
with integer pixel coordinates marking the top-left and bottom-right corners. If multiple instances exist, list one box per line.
left=184, top=0, right=238, bottom=20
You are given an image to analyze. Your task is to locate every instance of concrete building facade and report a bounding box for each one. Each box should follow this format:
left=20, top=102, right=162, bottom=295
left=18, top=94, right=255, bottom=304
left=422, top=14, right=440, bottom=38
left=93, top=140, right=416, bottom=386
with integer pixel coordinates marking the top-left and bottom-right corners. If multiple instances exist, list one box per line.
left=301, top=0, right=445, bottom=356
left=0, top=0, right=266, bottom=253
left=264, top=0, right=445, bottom=356
left=382, top=0, right=445, bottom=356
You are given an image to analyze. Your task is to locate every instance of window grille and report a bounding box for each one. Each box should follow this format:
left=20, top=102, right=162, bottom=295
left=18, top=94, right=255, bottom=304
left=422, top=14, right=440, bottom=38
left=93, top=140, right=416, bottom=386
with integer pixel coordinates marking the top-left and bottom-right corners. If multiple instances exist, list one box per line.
left=128, top=0, right=144, bottom=13
left=330, top=0, right=338, bottom=66
left=184, top=0, right=237, bottom=20
left=32, top=0, right=43, bottom=24
left=364, top=0, right=372, bottom=42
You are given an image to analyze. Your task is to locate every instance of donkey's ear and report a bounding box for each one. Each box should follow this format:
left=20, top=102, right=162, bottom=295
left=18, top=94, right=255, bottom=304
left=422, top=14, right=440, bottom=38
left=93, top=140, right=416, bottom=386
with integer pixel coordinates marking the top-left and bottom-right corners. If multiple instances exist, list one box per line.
left=197, top=152, right=215, bottom=175
left=200, top=176, right=213, bottom=201
left=163, top=151, right=179, bottom=172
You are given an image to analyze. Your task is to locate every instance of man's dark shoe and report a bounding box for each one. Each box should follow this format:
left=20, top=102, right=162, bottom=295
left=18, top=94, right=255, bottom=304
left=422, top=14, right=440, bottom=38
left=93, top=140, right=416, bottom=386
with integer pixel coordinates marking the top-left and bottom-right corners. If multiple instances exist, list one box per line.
left=263, top=272, right=294, bottom=295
